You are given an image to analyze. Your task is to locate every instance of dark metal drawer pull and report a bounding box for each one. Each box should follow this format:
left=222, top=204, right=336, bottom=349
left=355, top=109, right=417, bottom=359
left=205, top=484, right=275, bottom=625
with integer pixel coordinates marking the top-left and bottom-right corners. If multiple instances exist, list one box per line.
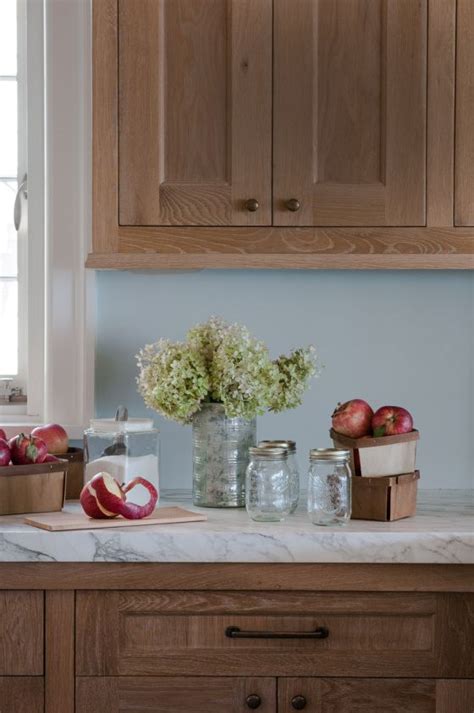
left=225, top=625, right=329, bottom=640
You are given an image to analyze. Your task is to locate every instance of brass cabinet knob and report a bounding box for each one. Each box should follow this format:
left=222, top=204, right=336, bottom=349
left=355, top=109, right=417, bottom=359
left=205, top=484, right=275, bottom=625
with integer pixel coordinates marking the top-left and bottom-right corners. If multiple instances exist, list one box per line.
left=245, top=198, right=259, bottom=212
left=286, top=198, right=301, bottom=212
left=291, top=695, right=307, bottom=710
left=246, top=694, right=262, bottom=709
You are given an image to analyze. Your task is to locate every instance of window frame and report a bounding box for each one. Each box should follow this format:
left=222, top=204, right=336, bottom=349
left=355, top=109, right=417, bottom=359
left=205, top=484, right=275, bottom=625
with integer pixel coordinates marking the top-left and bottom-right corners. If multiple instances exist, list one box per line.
left=1, top=0, right=94, bottom=439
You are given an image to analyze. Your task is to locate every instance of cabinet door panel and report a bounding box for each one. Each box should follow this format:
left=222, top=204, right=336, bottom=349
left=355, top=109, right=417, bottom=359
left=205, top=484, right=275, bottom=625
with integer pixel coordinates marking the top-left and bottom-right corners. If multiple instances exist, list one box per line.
left=273, top=0, right=427, bottom=226
left=436, top=681, right=474, bottom=713
left=0, top=678, right=43, bottom=713
left=0, top=591, right=43, bottom=675
left=119, top=0, right=272, bottom=226
left=76, top=677, right=275, bottom=713
left=279, top=678, right=436, bottom=713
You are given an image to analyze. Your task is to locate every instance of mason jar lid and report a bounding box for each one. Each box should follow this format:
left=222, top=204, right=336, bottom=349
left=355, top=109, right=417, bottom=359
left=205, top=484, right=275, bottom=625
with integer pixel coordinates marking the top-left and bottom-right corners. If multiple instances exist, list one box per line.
left=259, top=439, right=296, bottom=453
left=309, top=448, right=350, bottom=462
left=250, top=446, right=288, bottom=459
left=88, top=418, right=155, bottom=433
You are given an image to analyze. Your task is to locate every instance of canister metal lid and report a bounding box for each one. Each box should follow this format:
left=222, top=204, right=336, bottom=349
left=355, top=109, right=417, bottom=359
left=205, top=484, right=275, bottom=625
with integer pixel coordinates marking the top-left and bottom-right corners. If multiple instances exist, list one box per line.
left=259, top=439, right=296, bottom=452
left=250, top=446, right=288, bottom=459
left=309, top=448, right=350, bottom=462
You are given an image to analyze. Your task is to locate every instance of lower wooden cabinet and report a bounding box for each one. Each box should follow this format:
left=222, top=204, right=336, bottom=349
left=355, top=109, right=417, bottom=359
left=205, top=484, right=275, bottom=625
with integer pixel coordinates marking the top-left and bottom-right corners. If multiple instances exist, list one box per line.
left=0, top=678, right=43, bottom=713
left=76, top=677, right=276, bottom=713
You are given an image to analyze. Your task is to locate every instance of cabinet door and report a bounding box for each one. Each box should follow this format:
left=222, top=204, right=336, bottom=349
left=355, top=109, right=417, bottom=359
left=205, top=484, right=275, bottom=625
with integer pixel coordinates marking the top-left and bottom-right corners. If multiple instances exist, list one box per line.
left=273, top=0, right=427, bottom=227
left=455, top=0, right=474, bottom=225
left=118, top=0, right=272, bottom=227
left=278, top=679, right=474, bottom=713
left=0, top=678, right=43, bottom=713
left=279, top=678, right=435, bottom=713
left=77, top=677, right=275, bottom=713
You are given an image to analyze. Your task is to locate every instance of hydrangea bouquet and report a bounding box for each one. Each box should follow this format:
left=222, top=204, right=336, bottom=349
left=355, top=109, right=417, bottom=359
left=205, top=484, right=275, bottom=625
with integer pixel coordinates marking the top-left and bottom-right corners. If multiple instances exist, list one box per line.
left=137, top=317, right=317, bottom=424
left=137, top=317, right=318, bottom=507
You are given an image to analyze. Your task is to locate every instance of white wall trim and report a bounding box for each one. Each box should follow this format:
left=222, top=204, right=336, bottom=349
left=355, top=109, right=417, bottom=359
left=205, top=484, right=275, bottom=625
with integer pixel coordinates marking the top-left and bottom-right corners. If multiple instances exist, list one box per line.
left=43, top=0, right=95, bottom=433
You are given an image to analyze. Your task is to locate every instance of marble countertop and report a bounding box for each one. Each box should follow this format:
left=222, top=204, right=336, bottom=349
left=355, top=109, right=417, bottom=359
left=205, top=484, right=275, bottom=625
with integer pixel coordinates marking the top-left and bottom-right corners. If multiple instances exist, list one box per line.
left=0, top=489, right=471, bottom=564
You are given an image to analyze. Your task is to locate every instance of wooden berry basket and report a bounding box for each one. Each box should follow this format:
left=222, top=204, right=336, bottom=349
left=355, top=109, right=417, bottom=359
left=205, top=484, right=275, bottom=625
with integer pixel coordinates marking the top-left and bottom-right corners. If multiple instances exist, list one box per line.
left=0, top=460, right=67, bottom=516
left=352, top=470, right=420, bottom=521
left=330, top=428, right=419, bottom=478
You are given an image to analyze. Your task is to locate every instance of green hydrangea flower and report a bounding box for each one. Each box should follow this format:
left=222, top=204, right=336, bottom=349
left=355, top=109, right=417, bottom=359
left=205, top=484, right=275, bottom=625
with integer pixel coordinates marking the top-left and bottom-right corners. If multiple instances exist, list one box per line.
left=136, top=340, right=210, bottom=424
left=137, top=319, right=318, bottom=423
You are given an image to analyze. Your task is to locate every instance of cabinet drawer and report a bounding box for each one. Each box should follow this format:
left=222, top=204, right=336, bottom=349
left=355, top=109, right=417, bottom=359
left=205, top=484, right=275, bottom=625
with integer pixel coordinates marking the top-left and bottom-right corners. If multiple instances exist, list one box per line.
left=0, top=678, right=43, bottom=713
left=76, top=591, right=473, bottom=678
left=0, top=592, right=43, bottom=674
left=77, top=677, right=275, bottom=713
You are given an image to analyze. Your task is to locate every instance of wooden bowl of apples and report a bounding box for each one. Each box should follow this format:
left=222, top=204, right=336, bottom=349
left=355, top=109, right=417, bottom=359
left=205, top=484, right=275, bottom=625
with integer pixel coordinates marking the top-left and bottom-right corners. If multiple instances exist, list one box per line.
left=0, top=425, right=70, bottom=516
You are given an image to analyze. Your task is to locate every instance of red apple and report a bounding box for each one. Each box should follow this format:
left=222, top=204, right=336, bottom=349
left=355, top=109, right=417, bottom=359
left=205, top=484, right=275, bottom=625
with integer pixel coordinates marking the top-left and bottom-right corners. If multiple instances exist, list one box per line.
left=31, top=424, right=68, bottom=455
left=0, top=429, right=7, bottom=441
left=9, top=433, right=48, bottom=465
left=80, top=474, right=122, bottom=519
left=332, top=399, right=374, bottom=438
left=80, top=472, right=158, bottom=520
left=372, top=405, right=414, bottom=437
left=0, top=439, right=11, bottom=466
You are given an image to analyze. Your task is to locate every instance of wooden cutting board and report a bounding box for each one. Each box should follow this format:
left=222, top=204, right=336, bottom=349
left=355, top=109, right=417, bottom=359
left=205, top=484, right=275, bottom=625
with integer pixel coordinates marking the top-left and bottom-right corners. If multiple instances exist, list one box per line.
left=24, top=506, right=207, bottom=531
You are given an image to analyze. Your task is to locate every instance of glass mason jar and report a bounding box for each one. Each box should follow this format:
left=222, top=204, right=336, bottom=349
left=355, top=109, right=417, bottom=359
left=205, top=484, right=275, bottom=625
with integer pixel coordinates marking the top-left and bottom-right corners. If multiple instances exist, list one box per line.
left=307, top=448, right=352, bottom=526
left=246, top=446, right=291, bottom=522
left=259, top=440, right=300, bottom=512
left=192, top=403, right=256, bottom=508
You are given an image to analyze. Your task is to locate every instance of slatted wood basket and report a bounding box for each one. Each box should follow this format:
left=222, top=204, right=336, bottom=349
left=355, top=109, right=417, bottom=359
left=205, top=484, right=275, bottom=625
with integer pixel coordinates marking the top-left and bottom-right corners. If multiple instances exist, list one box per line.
left=0, top=460, right=67, bottom=515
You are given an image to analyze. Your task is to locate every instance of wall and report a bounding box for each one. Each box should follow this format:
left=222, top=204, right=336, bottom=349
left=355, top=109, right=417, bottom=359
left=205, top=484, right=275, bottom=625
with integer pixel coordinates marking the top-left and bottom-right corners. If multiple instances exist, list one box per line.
left=95, top=270, right=473, bottom=491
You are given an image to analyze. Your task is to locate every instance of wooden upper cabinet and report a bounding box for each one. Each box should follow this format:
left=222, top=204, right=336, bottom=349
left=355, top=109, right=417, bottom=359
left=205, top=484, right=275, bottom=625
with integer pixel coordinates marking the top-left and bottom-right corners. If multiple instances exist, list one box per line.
left=118, top=0, right=272, bottom=226
left=273, top=0, right=427, bottom=227
left=455, top=0, right=474, bottom=226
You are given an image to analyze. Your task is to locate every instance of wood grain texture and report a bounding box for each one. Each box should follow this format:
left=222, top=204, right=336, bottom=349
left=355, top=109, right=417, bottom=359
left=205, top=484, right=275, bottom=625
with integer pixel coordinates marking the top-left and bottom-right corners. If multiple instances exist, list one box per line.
left=456, top=0, right=474, bottom=225
left=278, top=678, right=436, bottom=713
left=0, top=678, right=43, bottom=713
left=77, top=677, right=276, bottom=713
left=92, top=0, right=118, bottom=252
left=45, top=591, right=74, bottom=713
left=273, top=0, right=426, bottom=226
left=0, top=563, right=473, bottom=592
left=76, top=590, right=458, bottom=677
left=118, top=0, right=272, bottom=226
left=436, top=594, right=474, bottom=678
left=436, top=680, right=474, bottom=713
left=88, top=226, right=474, bottom=269
left=427, top=0, right=455, bottom=226
left=0, top=591, right=43, bottom=674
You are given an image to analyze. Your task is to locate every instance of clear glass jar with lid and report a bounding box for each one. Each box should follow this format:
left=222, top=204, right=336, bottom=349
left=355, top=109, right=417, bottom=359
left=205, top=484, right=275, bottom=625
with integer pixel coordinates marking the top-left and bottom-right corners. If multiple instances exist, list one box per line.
left=307, top=448, right=351, bottom=526
left=259, top=440, right=300, bottom=512
left=84, top=407, right=159, bottom=506
left=245, top=446, right=291, bottom=522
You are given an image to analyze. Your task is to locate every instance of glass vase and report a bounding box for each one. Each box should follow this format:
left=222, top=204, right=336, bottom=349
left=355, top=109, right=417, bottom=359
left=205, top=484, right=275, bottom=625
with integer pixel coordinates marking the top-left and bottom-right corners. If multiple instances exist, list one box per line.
left=192, top=403, right=256, bottom=507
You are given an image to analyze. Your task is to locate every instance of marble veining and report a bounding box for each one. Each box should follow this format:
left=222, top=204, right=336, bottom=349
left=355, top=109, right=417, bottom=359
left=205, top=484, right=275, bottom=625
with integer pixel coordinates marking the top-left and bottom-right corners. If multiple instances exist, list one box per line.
left=0, top=489, right=471, bottom=564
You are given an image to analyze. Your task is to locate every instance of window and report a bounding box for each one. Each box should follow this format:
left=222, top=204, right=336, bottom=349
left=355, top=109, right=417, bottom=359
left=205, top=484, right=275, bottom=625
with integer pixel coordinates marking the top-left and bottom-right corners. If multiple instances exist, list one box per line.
left=0, top=0, right=27, bottom=407
left=0, top=0, right=94, bottom=437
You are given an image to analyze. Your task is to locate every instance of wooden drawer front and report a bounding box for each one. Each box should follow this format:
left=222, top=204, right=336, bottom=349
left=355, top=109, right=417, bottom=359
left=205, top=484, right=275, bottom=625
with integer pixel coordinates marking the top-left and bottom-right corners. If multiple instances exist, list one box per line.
left=0, top=678, right=43, bottom=713
left=0, top=592, right=43, bottom=674
left=77, top=677, right=276, bottom=713
left=76, top=591, right=473, bottom=677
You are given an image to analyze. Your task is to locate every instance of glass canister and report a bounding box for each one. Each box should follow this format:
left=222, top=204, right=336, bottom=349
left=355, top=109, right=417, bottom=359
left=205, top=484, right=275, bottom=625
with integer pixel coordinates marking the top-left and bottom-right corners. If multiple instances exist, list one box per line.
left=245, top=446, right=291, bottom=522
left=259, top=440, right=300, bottom=512
left=84, top=413, right=159, bottom=506
left=307, top=448, right=352, bottom=526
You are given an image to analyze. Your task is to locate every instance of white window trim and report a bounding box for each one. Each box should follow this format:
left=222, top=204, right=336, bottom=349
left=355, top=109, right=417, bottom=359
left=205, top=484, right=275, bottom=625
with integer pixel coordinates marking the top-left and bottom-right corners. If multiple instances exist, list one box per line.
left=2, top=0, right=94, bottom=440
